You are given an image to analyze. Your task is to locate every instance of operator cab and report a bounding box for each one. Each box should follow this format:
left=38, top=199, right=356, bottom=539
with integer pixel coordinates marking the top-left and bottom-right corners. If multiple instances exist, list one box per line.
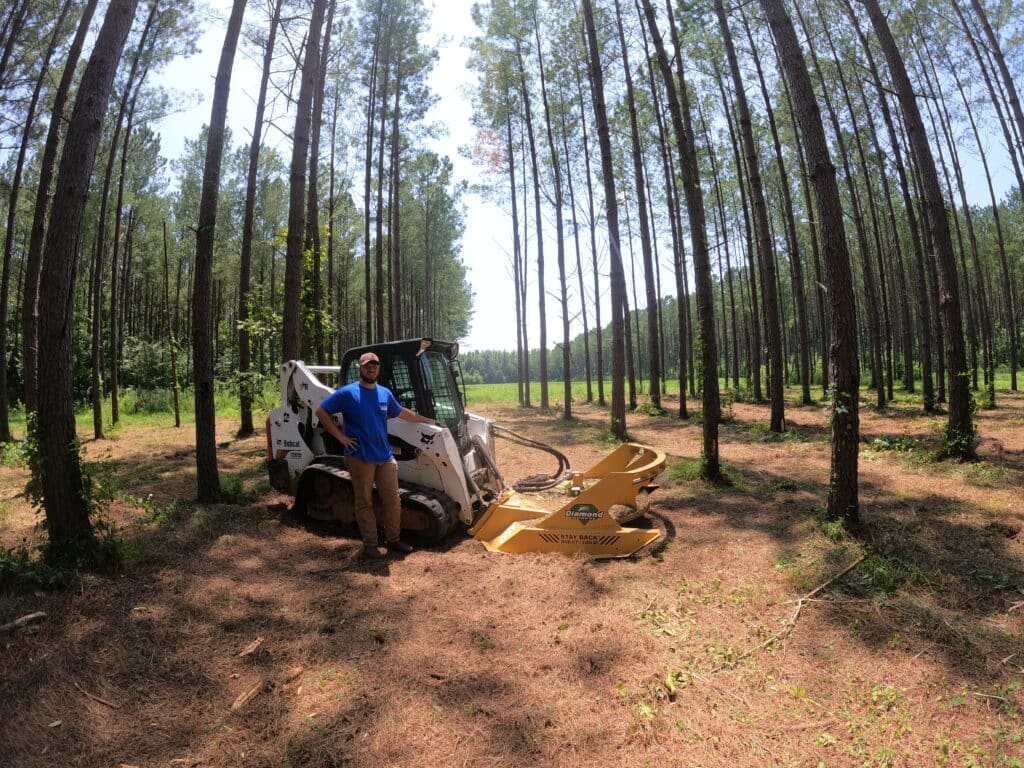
left=339, top=338, right=468, bottom=448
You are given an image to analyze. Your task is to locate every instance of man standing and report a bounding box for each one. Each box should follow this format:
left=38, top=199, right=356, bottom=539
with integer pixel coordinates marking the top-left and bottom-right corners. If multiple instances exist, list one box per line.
left=315, top=351, right=438, bottom=559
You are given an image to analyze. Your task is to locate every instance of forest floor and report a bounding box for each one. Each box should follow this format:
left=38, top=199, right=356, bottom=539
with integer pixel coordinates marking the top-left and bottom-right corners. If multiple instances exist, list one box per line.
left=1, top=388, right=1023, bottom=767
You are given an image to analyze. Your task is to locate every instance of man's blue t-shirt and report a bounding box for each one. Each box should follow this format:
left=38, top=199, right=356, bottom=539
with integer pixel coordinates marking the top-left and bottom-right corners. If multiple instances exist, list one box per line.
left=320, top=382, right=402, bottom=463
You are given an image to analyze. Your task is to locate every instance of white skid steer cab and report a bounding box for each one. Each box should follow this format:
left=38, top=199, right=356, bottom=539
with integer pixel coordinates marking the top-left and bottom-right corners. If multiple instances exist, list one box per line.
left=266, top=338, right=666, bottom=558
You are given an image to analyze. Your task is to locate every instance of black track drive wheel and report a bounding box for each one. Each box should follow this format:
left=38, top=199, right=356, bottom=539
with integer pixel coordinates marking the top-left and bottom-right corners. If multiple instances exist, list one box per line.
left=298, top=463, right=357, bottom=527
left=398, top=488, right=458, bottom=546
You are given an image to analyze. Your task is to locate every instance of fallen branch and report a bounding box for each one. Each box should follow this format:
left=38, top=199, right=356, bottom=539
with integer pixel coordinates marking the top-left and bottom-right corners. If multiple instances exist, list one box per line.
left=707, top=555, right=866, bottom=676
left=238, top=637, right=264, bottom=657
left=786, top=555, right=867, bottom=604
left=231, top=680, right=264, bottom=711
left=74, top=682, right=120, bottom=709
left=973, top=691, right=1010, bottom=703
left=0, top=611, right=46, bottom=633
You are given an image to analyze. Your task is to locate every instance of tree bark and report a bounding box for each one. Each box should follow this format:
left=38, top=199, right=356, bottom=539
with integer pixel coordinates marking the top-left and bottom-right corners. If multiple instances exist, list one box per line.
left=37, top=0, right=139, bottom=552
left=864, top=0, right=974, bottom=458
left=193, top=0, right=247, bottom=501
left=803, top=0, right=885, bottom=408
left=759, top=0, right=860, bottom=528
left=516, top=36, right=548, bottom=410
left=0, top=0, right=71, bottom=441
left=582, top=0, right=627, bottom=440
left=237, top=0, right=282, bottom=435
left=615, top=0, right=660, bottom=411
left=307, top=0, right=335, bottom=361
left=741, top=8, right=811, bottom=405
left=575, top=62, right=604, bottom=406
left=952, top=0, right=1019, bottom=391
left=641, top=0, right=721, bottom=477
left=283, top=0, right=326, bottom=360
left=162, top=221, right=181, bottom=427
left=362, top=3, right=383, bottom=343
left=22, top=0, right=100, bottom=416
left=534, top=15, right=572, bottom=419
left=716, top=0, right=784, bottom=432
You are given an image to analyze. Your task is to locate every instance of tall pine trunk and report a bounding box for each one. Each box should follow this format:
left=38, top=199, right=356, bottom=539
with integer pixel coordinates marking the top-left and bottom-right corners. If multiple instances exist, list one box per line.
left=22, top=0, right=100, bottom=416
left=516, top=37, right=548, bottom=410
left=37, top=0, right=139, bottom=553
left=760, top=0, right=860, bottom=528
left=716, top=0, right=785, bottom=432
left=238, top=0, right=282, bottom=435
left=534, top=18, right=572, bottom=419
left=582, top=0, right=627, bottom=440
left=615, top=0, right=660, bottom=411
left=863, top=0, right=974, bottom=459
left=641, top=0, right=721, bottom=478
left=0, top=0, right=71, bottom=441
left=283, top=0, right=326, bottom=359
left=193, top=0, right=247, bottom=501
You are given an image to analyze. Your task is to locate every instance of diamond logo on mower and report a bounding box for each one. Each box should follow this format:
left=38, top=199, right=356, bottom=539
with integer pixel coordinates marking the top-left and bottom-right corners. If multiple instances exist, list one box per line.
left=566, top=503, right=602, bottom=525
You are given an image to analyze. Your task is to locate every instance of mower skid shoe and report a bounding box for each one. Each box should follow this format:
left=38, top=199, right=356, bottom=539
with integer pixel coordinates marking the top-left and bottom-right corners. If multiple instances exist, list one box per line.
left=471, top=442, right=666, bottom=559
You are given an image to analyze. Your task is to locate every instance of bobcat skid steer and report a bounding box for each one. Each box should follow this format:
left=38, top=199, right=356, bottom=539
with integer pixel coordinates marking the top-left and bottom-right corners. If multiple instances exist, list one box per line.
left=266, top=338, right=665, bottom=558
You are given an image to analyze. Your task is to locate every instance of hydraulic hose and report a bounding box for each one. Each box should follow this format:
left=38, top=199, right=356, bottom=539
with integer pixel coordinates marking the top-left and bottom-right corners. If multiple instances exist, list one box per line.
left=491, top=424, right=573, bottom=492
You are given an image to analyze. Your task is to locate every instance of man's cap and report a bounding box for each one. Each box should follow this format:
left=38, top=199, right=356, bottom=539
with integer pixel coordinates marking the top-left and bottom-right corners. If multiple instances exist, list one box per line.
left=359, top=352, right=380, bottom=365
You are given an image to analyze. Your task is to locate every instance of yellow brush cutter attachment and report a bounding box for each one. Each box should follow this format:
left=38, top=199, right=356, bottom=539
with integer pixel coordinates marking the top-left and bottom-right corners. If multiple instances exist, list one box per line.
left=468, top=442, right=666, bottom=558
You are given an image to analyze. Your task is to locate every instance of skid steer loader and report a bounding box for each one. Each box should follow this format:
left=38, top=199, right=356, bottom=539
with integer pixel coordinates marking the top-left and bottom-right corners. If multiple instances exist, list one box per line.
left=266, top=338, right=665, bottom=558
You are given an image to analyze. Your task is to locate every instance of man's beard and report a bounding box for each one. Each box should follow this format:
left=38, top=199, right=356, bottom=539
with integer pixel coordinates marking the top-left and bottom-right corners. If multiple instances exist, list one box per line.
left=359, top=371, right=377, bottom=384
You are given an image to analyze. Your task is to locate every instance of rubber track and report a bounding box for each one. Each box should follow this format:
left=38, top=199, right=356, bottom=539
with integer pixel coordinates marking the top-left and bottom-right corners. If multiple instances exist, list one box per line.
left=296, top=460, right=459, bottom=544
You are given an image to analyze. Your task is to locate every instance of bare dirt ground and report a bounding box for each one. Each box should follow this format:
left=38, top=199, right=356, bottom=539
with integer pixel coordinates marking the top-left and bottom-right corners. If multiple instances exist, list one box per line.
left=1, top=389, right=1022, bottom=767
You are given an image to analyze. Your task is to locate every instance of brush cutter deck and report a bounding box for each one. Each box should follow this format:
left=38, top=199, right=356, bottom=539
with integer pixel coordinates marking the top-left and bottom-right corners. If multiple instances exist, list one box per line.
left=468, top=442, right=666, bottom=558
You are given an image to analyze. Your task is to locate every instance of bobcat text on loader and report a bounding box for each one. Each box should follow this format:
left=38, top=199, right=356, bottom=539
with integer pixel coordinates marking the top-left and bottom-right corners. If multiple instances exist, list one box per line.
left=266, top=338, right=666, bottom=558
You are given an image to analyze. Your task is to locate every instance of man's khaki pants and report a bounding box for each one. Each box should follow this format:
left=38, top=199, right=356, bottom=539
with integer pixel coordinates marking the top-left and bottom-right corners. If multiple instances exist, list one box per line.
left=344, top=456, right=401, bottom=547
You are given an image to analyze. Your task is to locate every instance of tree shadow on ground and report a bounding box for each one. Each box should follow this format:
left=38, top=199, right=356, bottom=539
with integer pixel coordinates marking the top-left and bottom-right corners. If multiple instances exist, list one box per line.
left=655, top=459, right=1023, bottom=689
left=0, top=446, right=635, bottom=768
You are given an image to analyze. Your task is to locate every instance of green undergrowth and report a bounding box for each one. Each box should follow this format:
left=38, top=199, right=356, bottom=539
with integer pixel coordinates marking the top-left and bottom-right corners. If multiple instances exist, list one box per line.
left=664, top=458, right=742, bottom=488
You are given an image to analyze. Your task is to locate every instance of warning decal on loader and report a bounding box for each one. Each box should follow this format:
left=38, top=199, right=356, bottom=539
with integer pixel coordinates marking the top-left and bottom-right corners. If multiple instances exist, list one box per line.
left=566, top=504, right=602, bottom=525
left=539, top=533, right=621, bottom=546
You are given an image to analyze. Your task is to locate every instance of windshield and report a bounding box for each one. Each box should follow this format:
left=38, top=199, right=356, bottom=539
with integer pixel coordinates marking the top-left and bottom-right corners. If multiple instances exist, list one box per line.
left=419, top=350, right=462, bottom=432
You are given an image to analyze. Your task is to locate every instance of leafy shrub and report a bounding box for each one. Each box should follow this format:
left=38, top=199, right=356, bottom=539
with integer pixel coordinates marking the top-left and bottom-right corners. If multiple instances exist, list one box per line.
left=0, top=440, right=26, bottom=467
left=633, top=400, right=666, bottom=416
left=218, top=473, right=252, bottom=505
left=0, top=544, right=69, bottom=590
left=870, top=434, right=919, bottom=453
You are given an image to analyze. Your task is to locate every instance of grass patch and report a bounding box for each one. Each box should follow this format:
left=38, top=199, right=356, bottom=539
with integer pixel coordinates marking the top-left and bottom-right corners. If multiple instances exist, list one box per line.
left=193, top=504, right=237, bottom=531
left=140, top=497, right=196, bottom=526
left=666, top=459, right=703, bottom=483
left=959, top=461, right=1008, bottom=486
left=633, top=400, right=667, bottom=417
left=746, top=422, right=809, bottom=443
left=665, top=458, right=741, bottom=487
left=853, top=551, right=926, bottom=596
left=775, top=542, right=861, bottom=592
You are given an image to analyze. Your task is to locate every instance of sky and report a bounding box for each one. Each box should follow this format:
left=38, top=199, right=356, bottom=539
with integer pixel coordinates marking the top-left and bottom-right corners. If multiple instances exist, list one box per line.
left=153, top=0, right=526, bottom=353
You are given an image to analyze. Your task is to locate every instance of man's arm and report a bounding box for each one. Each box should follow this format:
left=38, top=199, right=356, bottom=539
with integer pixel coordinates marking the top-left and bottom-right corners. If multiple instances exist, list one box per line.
left=315, top=405, right=357, bottom=451
left=396, top=407, right=438, bottom=426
